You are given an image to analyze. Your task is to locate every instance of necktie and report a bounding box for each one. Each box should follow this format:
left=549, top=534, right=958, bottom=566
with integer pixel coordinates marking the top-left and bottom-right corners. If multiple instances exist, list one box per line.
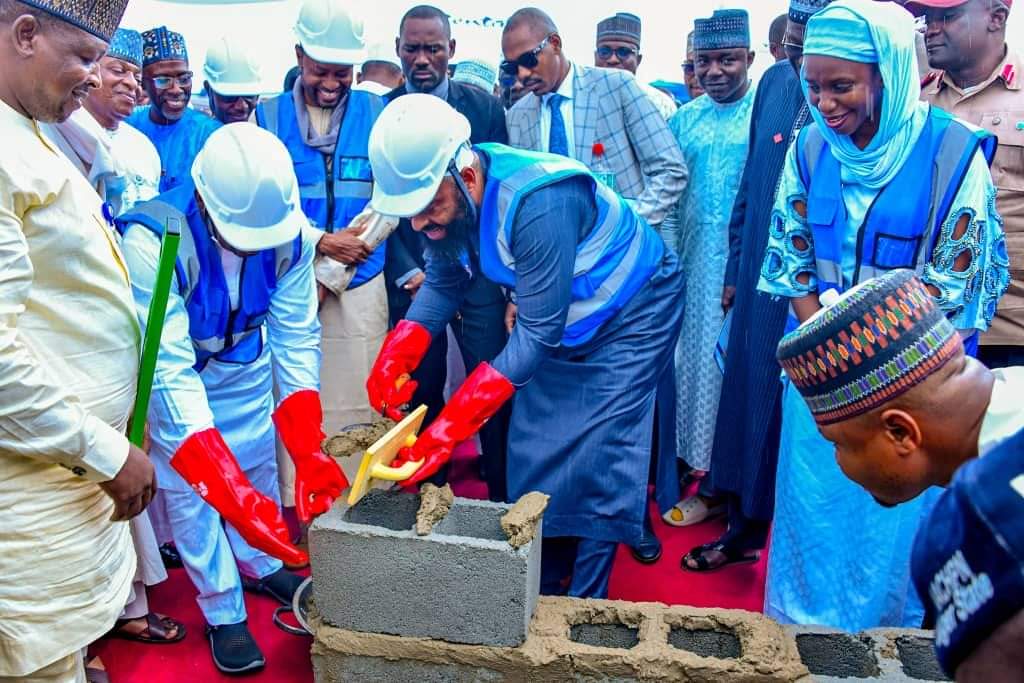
left=547, top=93, right=569, bottom=157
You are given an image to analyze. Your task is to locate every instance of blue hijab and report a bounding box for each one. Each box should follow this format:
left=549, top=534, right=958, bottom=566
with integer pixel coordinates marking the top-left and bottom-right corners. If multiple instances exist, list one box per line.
left=802, top=0, right=926, bottom=189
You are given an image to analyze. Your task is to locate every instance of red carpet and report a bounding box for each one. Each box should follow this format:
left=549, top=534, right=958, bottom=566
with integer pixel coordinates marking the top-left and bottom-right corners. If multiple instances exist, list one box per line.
left=95, top=448, right=766, bottom=681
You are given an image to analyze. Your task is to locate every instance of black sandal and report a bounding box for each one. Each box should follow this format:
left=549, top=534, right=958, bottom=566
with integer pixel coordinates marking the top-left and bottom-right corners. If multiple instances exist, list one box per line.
left=110, top=613, right=186, bottom=644
left=681, top=541, right=760, bottom=573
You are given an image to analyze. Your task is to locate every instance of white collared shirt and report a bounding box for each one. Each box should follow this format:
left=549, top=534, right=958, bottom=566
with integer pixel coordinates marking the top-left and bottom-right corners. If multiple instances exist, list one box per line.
left=539, top=61, right=576, bottom=158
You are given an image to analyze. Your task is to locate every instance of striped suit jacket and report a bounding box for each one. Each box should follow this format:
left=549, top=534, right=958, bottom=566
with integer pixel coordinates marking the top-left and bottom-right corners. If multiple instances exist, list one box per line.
left=506, top=63, right=687, bottom=227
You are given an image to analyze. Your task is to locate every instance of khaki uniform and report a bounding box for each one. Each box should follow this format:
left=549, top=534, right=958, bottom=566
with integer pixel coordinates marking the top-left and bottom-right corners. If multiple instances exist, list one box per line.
left=922, top=50, right=1024, bottom=346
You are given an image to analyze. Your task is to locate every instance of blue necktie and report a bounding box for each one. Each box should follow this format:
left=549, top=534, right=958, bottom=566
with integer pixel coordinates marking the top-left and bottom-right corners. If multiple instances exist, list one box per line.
left=547, top=94, right=569, bottom=157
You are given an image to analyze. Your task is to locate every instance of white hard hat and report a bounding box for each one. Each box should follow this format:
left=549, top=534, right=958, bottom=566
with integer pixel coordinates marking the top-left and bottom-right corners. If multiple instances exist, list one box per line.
left=369, top=94, right=472, bottom=218
left=203, top=36, right=263, bottom=97
left=295, top=0, right=366, bottom=66
left=191, top=124, right=305, bottom=252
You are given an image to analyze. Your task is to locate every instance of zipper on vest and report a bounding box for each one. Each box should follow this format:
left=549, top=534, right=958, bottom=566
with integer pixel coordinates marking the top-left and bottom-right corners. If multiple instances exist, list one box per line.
left=224, top=256, right=247, bottom=350
left=324, top=154, right=335, bottom=232
left=851, top=190, right=886, bottom=287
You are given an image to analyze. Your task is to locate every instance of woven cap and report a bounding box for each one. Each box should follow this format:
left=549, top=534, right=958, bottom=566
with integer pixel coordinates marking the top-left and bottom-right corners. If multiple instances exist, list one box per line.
left=596, top=12, right=641, bottom=45
left=693, top=9, right=750, bottom=51
left=17, top=0, right=129, bottom=42
left=777, top=270, right=962, bottom=425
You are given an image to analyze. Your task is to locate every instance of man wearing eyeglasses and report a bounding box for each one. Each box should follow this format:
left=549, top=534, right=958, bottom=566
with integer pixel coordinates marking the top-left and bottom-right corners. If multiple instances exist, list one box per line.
left=203, top=36, right=262, bottom=125
left=503, top=8, right=686, bottom=234
left=909, top=0, right=1024, bottom=372
left=594, top=12, right=677, bottom=120
left=127, top=26, right=221, bottom=193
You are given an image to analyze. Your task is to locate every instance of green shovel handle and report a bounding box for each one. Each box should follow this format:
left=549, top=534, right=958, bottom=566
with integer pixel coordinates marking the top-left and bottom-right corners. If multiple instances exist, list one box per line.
left=128, top=216, right=182, bottom=447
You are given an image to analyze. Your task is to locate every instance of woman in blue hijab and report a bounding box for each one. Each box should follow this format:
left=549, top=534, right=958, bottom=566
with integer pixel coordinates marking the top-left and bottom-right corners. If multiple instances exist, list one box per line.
left=757, top=0, right=1009, bottom=631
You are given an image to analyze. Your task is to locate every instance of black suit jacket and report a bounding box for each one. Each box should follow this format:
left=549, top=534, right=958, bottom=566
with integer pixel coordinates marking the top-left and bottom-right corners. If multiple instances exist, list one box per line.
left=384, top=80, right=508, bottom=318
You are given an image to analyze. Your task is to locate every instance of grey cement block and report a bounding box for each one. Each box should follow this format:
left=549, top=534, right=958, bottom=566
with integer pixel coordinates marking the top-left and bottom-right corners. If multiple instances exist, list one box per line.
left=309, top=488, right=542, bottom=647
left=786, top=625, right=950, bottom=683
left=312, top=652, right=504, bottom=683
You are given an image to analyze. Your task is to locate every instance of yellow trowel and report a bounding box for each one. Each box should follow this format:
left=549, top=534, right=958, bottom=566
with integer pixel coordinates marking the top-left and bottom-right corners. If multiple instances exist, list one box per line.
left=346, top=404, right=428, bottom=506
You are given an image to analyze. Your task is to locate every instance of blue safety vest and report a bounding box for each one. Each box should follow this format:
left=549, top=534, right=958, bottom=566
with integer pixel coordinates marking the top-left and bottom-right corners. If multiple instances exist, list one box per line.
left=796, top=105, right=996, bottom=294
left=476, top=143, right=664, bottom=347
left=116, top=183, right=302, bottom=371
left=255, top=89, right=384, bottom=289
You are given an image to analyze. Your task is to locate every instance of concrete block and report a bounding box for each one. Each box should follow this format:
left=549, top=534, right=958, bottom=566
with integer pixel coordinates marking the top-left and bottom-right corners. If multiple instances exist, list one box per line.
left=309, top=488, right=542, bottom=647
left=311, top=596, right=812, bottom=682
left=786, top=625, right=949, bottom=682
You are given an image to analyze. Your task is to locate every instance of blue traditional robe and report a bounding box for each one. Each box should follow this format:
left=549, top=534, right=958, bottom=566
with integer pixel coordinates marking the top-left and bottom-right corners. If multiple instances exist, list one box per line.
left=668, top=85, right=756, bottom=471
left=126, top=106, right=221, bottom=193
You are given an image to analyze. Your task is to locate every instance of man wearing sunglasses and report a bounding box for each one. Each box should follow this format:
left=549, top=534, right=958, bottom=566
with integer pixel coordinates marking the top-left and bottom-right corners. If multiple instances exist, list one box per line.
left=203, top=35, right=262, bottom=125
left=127, top=26, right=221, bottom=193
left=594, top=12, right=676, bottom=120
left=503, top=8, right=686, bottom=234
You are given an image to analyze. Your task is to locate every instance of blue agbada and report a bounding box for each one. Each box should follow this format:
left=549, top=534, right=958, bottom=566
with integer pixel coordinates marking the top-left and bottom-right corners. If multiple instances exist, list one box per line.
left=667, top=86, right=755, bottom=472
left=127, top=107, right=221, bottom=193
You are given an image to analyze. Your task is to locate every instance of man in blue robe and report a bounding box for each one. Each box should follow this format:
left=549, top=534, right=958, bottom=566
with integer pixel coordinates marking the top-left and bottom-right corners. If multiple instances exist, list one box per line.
left=363, top=94, right=685, bottom=599
left=127, top=26, right=220, bottom=193
left=679, top=0, right=827, bottom=572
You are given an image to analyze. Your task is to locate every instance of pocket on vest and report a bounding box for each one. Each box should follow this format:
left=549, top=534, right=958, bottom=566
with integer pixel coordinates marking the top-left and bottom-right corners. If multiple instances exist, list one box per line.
left=873, top=232, right=921, bottom=269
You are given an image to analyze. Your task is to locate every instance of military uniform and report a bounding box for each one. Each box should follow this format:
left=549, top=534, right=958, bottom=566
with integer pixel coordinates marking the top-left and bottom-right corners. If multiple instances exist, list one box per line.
left=922, top=50, right=1024, bottom=359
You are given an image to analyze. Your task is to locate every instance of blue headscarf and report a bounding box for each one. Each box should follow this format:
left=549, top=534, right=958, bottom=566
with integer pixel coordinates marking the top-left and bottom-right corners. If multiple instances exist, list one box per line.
left=802, top=0, right=925, bottom=189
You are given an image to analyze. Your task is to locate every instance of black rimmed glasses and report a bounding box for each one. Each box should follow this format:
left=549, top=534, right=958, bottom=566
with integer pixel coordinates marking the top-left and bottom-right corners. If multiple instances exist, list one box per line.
left=150, top=71, right=193, bottom=90
left=596, top=45, right=638, bottom=61
left=500, top=34, right=552, bottom=76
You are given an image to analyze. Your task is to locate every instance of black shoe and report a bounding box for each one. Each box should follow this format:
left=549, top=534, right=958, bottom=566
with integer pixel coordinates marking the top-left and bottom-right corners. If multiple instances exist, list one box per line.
left=242, top=568, right=304, bottom=606
left=207, top=622, right=265, bottom=674
left=630, top=512, right=663, bottom=564
left=159, top=543, right=183, bottom=569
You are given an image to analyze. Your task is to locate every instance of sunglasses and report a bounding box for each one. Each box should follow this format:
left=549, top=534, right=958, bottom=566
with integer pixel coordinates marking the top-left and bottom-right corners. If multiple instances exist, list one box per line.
left=500, top=34, right=552, bottom=76
left=149, top=71, right=193, bottom=90
left=596, top=45, right=638, bottom=61
left=216, top=94, right=258, bottom=105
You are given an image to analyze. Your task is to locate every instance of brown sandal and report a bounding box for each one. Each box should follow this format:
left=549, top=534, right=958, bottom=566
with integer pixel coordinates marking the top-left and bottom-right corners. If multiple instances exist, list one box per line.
left=110, top=612, right=187, bottom=644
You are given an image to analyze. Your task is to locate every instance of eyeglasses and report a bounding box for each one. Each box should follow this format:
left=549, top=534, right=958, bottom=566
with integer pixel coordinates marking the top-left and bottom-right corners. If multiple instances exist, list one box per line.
left=499, top=34, right=552, bottom=76
left=595, top=46, right=638, bottom=61
left=216, top=94, right=258, bottom=105
left=149, top=72, right=193, bottom=90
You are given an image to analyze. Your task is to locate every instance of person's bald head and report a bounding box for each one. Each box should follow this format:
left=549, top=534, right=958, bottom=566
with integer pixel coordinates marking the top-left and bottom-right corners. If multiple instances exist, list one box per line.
left=769, top=13, right=788, bottom=61
left=0, top=0, right=107, bottom=122
left=501, top=7, right=567, bottom=97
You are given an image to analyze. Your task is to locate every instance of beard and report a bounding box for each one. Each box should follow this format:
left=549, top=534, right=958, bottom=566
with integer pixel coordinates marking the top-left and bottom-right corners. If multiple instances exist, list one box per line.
left=426, top=191, right=477, bottom=262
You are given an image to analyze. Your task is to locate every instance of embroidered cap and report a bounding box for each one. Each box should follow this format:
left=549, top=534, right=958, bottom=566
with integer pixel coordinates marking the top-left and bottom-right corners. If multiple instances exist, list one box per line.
left=683, top=31, right=695, bottom=65
left=693, top=9, right=751, bottom=51
left=107, top=27, right=143, bottom=67
left=596, top=12, right=641, bottom=45
left=142, top=25, right=188, bottom=67
left=911, top=427, right=1024, bottom=677
left=17, top=0, right=130, bottom=41
left=452, top=59, right=497, bottom=93
left=904, top=0, right=1012, bottom=17
left=790, top=0, right=834, bottom=25
left=776, top=270, right=962, bottom=425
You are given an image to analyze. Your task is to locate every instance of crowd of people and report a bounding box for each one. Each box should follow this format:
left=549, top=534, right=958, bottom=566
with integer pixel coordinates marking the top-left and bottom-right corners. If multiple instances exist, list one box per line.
left=1, top=0, right=1023, bottom=681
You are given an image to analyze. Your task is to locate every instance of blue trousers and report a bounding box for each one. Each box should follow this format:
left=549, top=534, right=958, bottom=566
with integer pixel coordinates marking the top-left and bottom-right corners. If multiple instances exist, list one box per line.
left=163, top=457, right=283, bottom=625
left=540, top=537, right=619, bottom=599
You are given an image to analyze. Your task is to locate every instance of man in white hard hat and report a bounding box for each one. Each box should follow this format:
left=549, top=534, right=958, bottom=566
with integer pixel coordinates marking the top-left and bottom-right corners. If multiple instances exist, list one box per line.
left=116, top=123, right=347, bottom=674
left=366, top=94, right=685, bottom=599
left=256, top=0, right=390, bottom=467
left=204, top=35, right=263, bottom=124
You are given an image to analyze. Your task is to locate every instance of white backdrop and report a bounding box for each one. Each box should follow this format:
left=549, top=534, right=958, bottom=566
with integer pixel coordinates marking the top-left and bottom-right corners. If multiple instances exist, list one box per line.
left=120, top=0, right=1023, bottom=94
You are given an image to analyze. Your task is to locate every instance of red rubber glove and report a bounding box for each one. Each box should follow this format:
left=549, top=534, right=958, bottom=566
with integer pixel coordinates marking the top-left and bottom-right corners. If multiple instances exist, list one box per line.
left=366, top=320, right=433, bottom=420
left=400, top=362, right=515, bottom=488
left=273, top=389, right=349, bottom=524
left=171, top=428, right=307, bottom=566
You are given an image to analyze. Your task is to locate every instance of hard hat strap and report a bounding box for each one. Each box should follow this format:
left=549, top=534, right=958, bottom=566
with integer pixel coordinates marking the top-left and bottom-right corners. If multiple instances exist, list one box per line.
left=447, top=156, right=478, bottom=227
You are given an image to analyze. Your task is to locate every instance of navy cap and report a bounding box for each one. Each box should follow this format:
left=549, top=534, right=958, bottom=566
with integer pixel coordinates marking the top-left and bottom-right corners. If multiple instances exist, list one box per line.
left=911, top=427, right=1024, bottom=677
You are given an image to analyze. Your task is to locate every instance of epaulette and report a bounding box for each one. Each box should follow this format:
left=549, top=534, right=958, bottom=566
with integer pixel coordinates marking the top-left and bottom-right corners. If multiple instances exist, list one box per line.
left=921, top=71, right=942, bottom=89
left=1002, top=63, right=1016, bottom=86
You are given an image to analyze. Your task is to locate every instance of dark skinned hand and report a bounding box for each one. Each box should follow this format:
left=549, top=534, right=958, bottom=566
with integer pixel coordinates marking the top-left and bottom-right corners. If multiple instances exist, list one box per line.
left=99, top=443, right=156, bottom=521
left=317, top=225, right=370, bottom=265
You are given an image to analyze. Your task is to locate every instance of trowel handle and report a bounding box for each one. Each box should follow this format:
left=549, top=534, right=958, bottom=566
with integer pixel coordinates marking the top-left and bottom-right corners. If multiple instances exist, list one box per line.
left=369, top=434, right=422, bottom=481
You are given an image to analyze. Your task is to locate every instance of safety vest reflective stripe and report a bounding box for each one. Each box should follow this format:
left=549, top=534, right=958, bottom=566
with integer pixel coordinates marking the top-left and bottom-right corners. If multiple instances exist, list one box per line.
left=476, top=143, right=662, bottom=347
